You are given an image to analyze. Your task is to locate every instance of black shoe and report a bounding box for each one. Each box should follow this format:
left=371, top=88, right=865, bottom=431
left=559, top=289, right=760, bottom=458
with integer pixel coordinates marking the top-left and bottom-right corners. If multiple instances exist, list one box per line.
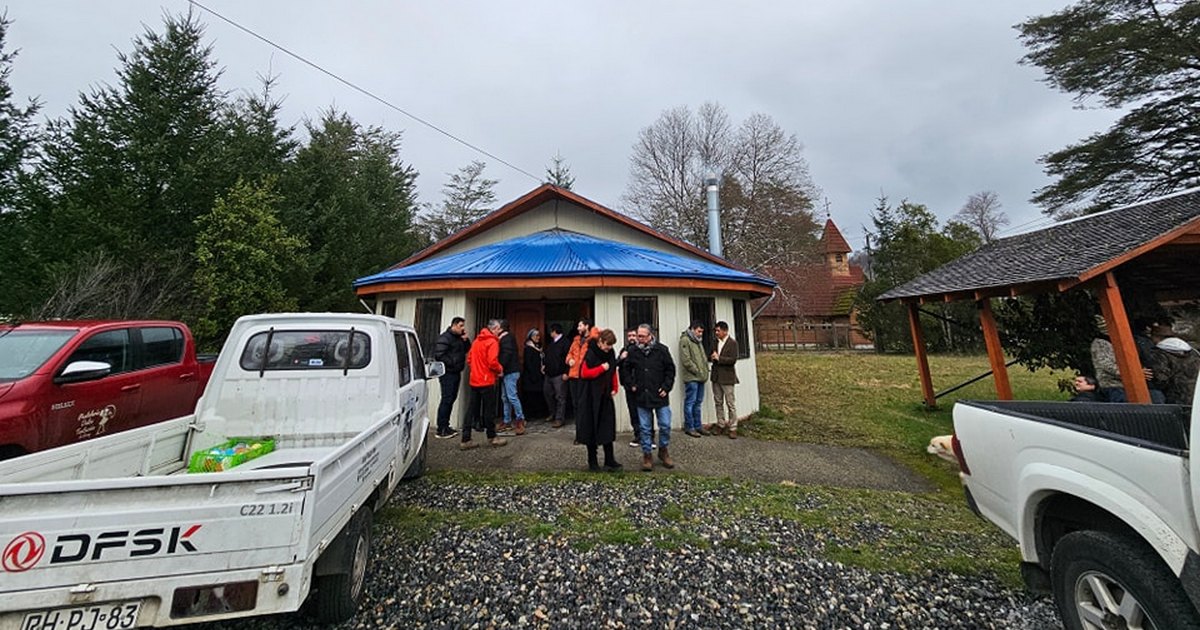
left=434, top=429, right=458, bottom=440
left=604, top=461, right=623, bottom=472
left=588, top=464, right=603, bottom=472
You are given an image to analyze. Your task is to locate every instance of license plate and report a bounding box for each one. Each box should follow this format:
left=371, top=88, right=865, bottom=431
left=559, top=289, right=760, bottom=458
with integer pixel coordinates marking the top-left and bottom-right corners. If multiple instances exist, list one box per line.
left=21, top=602, right=140, bottom=630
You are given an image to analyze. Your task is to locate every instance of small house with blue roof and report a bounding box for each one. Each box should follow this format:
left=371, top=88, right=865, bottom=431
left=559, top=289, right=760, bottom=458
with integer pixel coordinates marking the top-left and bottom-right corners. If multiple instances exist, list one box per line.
left=354, top=184, right=776, bottom=430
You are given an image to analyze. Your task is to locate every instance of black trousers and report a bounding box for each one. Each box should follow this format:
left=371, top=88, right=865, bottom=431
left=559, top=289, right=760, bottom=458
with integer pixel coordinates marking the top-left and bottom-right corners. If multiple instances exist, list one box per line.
left=436, top=372, right=461, bottom=433
left=463, top=385, right=497, bottom=442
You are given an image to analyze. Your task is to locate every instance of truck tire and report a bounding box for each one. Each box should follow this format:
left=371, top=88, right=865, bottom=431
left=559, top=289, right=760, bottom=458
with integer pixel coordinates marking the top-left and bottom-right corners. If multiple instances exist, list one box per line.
left=311, top=509, right=373, bottom=624
left=402, top=435, right=427, bottom=480
left=1051, top=530, right=1200, bottom=630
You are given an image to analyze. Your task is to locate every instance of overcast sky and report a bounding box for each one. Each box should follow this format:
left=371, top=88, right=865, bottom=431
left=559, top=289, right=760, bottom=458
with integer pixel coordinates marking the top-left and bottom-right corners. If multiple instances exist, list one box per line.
left=6, top=1, right=1119, bottom=251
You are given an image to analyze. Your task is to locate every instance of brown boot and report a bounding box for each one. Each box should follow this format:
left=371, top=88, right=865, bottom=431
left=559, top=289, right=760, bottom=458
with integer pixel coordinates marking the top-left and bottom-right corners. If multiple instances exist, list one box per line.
left=514, top=419, right=526, bottom=435
left=641, top=453, right=653, bottom=472
left=728, top=429, right=737, bottom=440
left=658, top=446, right=675, bottom=469
left=489, top=437, right=508, bottom=447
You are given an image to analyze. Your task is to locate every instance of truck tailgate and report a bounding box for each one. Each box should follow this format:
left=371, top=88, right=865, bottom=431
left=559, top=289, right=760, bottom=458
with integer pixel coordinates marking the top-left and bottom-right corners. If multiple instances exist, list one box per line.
left=0, top=471, right=308, bottom=594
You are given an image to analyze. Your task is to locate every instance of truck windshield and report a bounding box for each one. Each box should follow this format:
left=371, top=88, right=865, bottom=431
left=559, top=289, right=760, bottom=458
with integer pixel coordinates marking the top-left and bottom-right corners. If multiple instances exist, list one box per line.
left=0, top=329, right=77, bottom=382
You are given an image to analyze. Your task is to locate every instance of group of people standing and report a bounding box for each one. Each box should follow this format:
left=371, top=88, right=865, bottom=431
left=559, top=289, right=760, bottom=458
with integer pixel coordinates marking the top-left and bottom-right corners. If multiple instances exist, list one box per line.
left=430, top=315, right=742, bottom=473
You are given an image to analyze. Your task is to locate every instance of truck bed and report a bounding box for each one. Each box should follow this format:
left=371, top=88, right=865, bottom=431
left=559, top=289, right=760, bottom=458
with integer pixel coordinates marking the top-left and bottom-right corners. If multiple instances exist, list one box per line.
left=957, top=400, right=1190, bottom=455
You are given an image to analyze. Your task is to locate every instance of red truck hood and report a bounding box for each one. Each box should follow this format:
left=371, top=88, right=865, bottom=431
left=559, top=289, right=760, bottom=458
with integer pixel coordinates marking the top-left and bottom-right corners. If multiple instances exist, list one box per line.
left=0, top=382, right=13, bottom=401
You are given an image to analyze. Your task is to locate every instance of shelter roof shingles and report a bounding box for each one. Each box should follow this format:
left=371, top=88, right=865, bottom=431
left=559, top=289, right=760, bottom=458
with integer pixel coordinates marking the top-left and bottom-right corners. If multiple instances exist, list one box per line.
left=878, top=188, right=1200, bottom=302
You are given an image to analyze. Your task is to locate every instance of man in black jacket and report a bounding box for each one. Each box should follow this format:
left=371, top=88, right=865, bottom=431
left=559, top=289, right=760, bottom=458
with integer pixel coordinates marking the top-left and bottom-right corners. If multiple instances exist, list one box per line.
left=618, top=327, right=654, bottom=448
left=497, top=319, right=525, bottom=435
left=432, top=317, right=470, bottom=439
left=542, top=323, right=569, bottom=427
left=627, top=324, right=676, bottom=471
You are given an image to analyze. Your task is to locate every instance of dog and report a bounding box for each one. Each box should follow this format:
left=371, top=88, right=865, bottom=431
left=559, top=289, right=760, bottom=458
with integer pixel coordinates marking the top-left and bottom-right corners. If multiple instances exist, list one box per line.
left=927, top=434, right=958, bottom=464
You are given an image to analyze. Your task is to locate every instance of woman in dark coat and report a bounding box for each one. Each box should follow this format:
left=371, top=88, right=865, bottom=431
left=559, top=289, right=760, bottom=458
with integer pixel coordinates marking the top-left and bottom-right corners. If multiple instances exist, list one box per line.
left=576, top=329, right=622, bottom=472
left=520, top=328, right=548, bottom=419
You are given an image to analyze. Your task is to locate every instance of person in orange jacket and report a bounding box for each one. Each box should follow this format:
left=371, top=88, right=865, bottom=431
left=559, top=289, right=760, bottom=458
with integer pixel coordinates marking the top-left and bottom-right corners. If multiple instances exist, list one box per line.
left=462, top=319, right=508, bottom=450
left=562, top=318, right=599, bottom=428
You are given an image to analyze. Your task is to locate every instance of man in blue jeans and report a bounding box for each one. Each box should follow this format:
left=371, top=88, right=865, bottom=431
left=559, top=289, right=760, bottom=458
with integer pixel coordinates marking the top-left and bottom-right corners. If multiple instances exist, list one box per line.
left=432, top=317, right=470, bottom=439
left=678, top=321, right=709, bottom=437
left=497, top=319, right=525, bottom=435
left=626, top=324, right=676, bottom=471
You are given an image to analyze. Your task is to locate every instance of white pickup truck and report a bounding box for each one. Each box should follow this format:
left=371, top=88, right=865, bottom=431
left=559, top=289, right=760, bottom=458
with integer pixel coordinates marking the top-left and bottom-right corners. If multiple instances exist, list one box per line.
left=0, top=313, right=440, bottom=629
left=954, top=394, right=1200, bottom=630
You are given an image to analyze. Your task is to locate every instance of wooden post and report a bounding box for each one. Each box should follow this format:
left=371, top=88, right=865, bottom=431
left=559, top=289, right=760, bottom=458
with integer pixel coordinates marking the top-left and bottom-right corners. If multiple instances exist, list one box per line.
left=977, top=298, right=1013, bottom=400
left=1096, top=272, right=1151, bottom=404
left=907, top=302, right=937, bottom=408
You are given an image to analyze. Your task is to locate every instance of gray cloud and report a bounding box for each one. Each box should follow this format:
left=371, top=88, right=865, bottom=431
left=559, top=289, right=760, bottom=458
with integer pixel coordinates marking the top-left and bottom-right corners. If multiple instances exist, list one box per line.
left=7, top=1, right=1119, bottom=252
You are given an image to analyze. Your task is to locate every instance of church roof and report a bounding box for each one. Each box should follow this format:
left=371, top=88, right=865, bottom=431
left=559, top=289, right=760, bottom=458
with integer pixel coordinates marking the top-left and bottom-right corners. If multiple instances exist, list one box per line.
left=354, top=228, right=777, bottom=291
left=757, top=262, right=865, bottom=319
left=822, top=218, right=852, bottom=254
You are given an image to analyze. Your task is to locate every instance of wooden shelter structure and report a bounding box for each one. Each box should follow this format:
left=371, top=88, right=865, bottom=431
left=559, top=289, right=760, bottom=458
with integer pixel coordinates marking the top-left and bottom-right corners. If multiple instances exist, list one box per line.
left=878, top=188, right=1200, bottom=407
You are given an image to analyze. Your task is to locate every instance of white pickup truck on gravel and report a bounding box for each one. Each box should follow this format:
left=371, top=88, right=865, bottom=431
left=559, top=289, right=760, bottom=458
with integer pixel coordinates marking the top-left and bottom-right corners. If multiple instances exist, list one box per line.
left=0, top=313, right=440, bottom=629
left=954, top=393, right=1200, bottom=630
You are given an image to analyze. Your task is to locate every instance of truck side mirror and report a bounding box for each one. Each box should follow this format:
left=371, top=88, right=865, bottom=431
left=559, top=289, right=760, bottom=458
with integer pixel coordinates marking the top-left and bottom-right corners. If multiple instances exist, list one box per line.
left=425, top=360, right=446, bottom=380
left=55, top=360, right=112, bottom=384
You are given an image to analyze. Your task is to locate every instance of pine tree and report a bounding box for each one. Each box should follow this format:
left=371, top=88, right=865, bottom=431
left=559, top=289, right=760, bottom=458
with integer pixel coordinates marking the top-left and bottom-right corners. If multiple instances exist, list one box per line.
left=415, top=160, right=498, bottom=243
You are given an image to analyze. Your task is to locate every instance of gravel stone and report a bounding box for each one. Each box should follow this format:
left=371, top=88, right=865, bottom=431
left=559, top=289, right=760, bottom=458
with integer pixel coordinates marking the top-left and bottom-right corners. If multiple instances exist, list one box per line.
left=193, top=478, right=1060, bottom=629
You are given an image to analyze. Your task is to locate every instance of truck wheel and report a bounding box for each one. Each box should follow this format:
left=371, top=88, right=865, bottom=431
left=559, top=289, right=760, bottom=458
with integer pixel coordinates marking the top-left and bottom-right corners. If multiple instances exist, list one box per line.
left=1051, top=530, right=1200, bottom=630
left=402, top=435, right=427, bottom=480
left=312, top=509, right=373, bottom=624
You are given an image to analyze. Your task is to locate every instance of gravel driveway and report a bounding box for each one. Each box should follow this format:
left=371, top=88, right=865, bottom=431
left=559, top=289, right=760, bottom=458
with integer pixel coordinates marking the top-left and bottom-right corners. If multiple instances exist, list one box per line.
left=198, top=475, right=1059, bottom=629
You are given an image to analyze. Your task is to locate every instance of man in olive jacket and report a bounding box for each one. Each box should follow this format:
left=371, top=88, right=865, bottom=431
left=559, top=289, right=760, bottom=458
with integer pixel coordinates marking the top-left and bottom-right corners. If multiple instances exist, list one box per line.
left=705, top=320, right=740, bottom=439
left=627, top=324, right=676, bottom=471
left=678, top=321, right=710, bottom=438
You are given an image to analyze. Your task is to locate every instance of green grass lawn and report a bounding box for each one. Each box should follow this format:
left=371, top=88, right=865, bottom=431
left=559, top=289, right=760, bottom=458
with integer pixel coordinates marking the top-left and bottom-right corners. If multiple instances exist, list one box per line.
left=750, top=351, right=1065, bottom=492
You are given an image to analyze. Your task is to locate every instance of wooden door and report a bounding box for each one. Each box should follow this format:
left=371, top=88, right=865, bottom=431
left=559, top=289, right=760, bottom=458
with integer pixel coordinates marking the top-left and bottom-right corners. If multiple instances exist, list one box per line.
left=507, top=302, right=546, bottom=363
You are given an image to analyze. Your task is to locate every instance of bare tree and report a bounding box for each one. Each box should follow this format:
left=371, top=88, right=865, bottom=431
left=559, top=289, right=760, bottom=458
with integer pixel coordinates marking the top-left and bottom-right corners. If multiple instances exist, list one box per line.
left=622, top=102, right=820, bottom=268
left=953, top=191, right=1008, bottom=244
left=36, top=251, right=191, bottom=320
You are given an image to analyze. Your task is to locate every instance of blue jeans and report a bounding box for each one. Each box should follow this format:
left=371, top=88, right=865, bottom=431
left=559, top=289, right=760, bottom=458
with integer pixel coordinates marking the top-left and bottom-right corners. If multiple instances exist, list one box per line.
left=501, top=372, right=524, bottom=423
left=638, top=406, right=671, bottom=454
left=683, top=381, right=705, bottom=432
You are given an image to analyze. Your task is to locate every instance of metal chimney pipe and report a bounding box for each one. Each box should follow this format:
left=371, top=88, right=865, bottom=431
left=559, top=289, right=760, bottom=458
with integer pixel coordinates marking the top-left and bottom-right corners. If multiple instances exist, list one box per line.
left=705, top=172, right=722, bottom=257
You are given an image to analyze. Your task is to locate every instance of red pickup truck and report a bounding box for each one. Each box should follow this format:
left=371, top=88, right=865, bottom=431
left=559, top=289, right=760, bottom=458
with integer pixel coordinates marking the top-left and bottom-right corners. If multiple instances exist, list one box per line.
left=0, top=320, right=216, bottom=460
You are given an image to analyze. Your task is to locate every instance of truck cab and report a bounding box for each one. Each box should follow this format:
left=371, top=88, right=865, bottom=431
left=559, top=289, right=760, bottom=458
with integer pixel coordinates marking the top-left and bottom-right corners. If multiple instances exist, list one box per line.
left=0, top=321, right=216, bottom=459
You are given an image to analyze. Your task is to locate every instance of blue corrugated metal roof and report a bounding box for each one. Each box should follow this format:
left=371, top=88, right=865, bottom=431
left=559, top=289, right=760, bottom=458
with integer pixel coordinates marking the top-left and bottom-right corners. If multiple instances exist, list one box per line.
left=354, top=229, right=776, bottom=288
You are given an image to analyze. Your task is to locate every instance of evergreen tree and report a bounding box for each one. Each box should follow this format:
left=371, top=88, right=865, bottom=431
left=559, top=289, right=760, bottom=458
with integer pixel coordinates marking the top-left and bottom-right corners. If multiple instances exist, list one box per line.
left=0, top=14, right=42, bottom=317
left=1019, top=1, right=1200, bottom=215
left=856, top=197, right=983, bottom=353
left=194, top=179, right=302, bottom=346
left=281, top=110, right=419, bottom=312
left=415, top=160, right=498, bottom=243
left=545, top=152, right=574, bottom=189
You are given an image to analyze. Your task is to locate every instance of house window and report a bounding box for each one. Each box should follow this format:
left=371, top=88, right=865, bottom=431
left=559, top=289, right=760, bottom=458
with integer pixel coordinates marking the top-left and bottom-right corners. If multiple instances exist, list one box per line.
left=732, top=299, right=751, bottom=359
left=623, top=296, right=658, bottom=335
left=835, top=254, right=843, bottom=263
left=380, top=300, right=397, bottom=318
left=688, top=297, right=716, bottom=353
left=414, top=298, right=442, bottom=355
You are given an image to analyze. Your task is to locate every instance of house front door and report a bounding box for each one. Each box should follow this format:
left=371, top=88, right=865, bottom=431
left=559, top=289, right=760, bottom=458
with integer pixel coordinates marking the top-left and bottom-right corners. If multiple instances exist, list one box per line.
left=507, top=302, right=545, bottom=364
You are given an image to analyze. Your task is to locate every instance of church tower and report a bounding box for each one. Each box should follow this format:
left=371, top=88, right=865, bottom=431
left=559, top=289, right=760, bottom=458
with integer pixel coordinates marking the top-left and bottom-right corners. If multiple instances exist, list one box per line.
left=822, top=218, right=852, bottom=277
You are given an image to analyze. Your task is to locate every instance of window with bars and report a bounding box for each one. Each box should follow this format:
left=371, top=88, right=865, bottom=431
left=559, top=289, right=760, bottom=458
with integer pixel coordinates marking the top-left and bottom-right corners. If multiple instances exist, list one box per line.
left=623, top=296, right=658, bottom=335
left=732, top=299, right=750, bottom=358
left=414, top=298, right=442, bottom=355
left=688, top=297, right=716, bottom=353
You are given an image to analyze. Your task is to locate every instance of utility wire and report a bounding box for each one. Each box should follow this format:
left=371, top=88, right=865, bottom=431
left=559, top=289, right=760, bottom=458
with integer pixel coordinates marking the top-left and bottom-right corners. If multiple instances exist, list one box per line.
left=187, top=0, right=543, bottom=184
